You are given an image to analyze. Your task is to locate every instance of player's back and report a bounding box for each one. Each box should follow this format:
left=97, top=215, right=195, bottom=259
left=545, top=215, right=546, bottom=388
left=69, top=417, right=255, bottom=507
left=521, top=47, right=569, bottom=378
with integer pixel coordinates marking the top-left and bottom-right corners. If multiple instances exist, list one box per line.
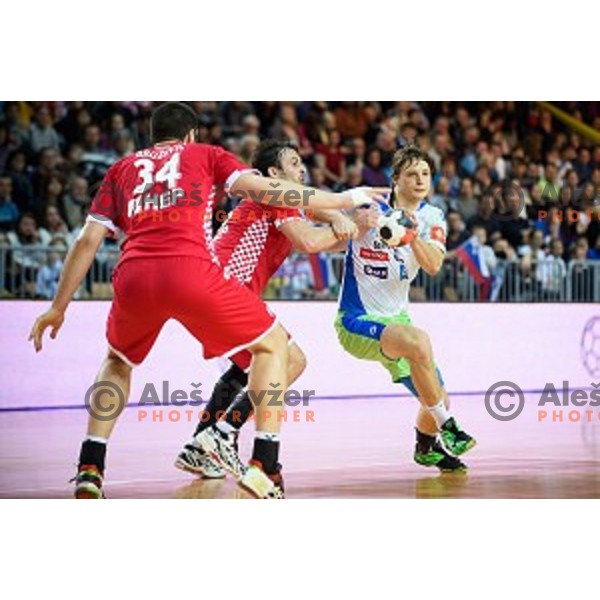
left=89, top=142, right=251, bottom=265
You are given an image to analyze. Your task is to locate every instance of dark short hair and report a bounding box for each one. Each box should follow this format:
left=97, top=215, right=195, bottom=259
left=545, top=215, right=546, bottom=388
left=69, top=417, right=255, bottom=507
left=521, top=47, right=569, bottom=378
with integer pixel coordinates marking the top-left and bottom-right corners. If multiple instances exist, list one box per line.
left=391, top=145, right=434, bottom=180
left=252, top=139, right=299, bottom=176
left=150, top=102, right=198, bottom=144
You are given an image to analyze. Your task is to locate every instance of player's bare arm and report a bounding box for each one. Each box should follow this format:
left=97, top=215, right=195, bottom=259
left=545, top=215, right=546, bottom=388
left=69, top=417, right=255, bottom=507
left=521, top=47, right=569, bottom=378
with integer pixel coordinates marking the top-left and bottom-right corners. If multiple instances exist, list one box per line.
left=231, top=172, right=388, bottom=211
left=308, top=208, right=357, bottom=241
left=279, top=219, right=352, bottom=254
left=29, top=222, right=107, bottom=352
left=410, top=237, right=444, bottom=276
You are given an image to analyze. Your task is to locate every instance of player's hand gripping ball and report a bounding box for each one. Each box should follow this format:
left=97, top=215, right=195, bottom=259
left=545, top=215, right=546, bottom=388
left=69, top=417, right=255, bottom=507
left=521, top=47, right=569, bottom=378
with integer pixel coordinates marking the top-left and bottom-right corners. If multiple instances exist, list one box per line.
left=377, top=209, right=418, bottom=247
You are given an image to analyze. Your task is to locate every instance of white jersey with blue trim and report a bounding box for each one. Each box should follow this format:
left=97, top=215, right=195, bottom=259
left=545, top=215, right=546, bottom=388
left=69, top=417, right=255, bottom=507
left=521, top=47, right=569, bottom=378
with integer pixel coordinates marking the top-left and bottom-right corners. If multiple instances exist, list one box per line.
left=338, top=200, right=447, bottom=317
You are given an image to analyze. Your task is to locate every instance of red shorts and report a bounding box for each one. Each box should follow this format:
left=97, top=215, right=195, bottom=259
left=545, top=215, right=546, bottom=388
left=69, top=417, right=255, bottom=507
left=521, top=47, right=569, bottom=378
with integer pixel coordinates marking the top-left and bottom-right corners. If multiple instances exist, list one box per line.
left=230, top=328, right=292, bottom=372
left=107, top=257, right=277, bottom=366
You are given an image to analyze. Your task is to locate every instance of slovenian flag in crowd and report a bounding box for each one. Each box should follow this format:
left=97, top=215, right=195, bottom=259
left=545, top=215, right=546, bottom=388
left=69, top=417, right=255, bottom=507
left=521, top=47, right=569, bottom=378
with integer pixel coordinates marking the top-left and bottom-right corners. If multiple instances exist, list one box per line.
left=307, top=253, right=332, bottom=291
left=455, top=235, right=503, bottom=301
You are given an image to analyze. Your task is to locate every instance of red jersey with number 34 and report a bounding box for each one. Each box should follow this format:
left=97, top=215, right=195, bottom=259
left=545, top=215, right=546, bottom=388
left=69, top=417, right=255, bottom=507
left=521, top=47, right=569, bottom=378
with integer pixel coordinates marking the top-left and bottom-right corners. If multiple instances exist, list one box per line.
left=88, top=142, right=254, bottom=265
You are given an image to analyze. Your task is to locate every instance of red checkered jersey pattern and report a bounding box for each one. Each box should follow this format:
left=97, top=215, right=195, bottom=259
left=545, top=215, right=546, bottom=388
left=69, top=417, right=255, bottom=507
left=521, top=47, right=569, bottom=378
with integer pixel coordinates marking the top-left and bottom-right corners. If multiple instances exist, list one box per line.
left=88, top=142, right=254, bottom=265
left=212, top=200, right=303, bottom=294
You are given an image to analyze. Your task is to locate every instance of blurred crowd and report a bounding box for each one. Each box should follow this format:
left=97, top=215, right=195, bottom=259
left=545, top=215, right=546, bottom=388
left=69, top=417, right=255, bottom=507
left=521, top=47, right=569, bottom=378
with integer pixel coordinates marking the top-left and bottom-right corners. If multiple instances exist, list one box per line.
left=0, top=101, right=598, bottom=300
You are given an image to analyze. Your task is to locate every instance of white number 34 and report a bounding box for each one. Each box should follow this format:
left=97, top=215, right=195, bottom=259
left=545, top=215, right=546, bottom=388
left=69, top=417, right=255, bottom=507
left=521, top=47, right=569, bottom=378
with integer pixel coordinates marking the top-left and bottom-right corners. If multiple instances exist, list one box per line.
left=133, top=152, right=181, bottom=195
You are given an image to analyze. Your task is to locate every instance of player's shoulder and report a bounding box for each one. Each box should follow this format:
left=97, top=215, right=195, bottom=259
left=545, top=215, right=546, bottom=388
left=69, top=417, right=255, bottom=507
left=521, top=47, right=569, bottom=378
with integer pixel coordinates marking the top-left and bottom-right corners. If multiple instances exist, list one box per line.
left=419, top=201, right=445, bottom=222
left=183, top=142, right=227, bottom=159
left=102, top=153, right=135, bottom=180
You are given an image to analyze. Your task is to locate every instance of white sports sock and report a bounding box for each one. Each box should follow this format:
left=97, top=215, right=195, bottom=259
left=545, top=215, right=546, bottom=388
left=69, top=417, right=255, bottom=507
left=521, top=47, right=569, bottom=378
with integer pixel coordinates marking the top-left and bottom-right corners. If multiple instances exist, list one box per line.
left=216, top=421, right=236, bottom=436
left=427, top=400, right=451, bottom=429
left=255, top=431, right=280, bottom=443
left=85, top=435, right=108, bottom=445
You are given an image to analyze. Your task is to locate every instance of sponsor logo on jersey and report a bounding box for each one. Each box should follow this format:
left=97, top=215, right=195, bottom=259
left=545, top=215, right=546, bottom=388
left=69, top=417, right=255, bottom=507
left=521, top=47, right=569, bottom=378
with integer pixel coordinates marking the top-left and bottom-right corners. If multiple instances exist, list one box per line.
left=360, top=247, right=389, bottom=262
left=364, top=265, right=388, bottom=279
left=430, top=225, right=446, bottom=244
left=392, top=248, right=406, bottom=262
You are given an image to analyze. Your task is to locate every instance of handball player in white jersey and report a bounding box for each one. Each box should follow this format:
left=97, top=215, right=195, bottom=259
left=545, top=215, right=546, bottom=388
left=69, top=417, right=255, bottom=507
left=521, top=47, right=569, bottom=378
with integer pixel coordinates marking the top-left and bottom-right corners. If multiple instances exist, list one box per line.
left=336, top=146, right=477, bottom=471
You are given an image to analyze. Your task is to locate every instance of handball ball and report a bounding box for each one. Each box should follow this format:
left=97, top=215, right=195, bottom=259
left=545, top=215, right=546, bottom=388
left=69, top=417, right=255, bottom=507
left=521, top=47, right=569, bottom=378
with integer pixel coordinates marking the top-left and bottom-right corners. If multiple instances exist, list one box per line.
left=377, top=209, right=417, bottom=248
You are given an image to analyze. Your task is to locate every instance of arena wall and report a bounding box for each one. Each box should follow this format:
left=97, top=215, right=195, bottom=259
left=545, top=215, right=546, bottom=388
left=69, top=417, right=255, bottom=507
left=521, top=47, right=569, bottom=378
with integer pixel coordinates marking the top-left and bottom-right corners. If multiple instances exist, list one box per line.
left=1, top=302, right=597, bottom=408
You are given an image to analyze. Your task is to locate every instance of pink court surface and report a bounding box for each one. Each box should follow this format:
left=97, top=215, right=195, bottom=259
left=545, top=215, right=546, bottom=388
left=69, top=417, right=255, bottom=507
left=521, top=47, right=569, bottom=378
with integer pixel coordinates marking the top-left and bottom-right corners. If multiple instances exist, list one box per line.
left=1, top=394, right=600, bottom=499
left=1, top=301, right=600, bottom=498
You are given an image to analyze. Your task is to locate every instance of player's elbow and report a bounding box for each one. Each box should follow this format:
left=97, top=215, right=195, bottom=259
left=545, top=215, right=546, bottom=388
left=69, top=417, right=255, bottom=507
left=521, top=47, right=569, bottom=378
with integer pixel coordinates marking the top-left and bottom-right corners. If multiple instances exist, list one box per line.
left=424, top=262, right=442, bottom=277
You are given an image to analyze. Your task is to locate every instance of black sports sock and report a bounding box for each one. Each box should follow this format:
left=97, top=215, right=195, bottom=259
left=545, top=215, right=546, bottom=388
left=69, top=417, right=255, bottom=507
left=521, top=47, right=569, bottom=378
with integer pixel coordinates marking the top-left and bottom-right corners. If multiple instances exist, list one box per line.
left=225, top=392, right=253, bottom=430
left=78, top=440, right=107, bottom=473
left=252, top=438, right=280, bottom=475
left=415, top=428, right=436, bottom=453
left=193, top=364, right=248, bottom=436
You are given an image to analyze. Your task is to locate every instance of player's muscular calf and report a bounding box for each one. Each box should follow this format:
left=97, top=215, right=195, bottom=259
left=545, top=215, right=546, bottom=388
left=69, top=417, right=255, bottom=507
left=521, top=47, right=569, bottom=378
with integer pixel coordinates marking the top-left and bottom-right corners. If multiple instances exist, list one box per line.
left=380, top=324, right=443, bottom=406
left=247, top=324, right=289, bottom=434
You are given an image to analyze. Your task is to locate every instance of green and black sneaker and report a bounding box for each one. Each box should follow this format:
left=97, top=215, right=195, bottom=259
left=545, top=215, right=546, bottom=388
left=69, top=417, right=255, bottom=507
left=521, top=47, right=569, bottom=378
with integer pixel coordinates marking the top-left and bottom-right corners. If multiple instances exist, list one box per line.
left=414, top=440, right=468, bottom=473
left=440, top=417, right=476, bottom=456
left=71, top=464, right=105, bottom=499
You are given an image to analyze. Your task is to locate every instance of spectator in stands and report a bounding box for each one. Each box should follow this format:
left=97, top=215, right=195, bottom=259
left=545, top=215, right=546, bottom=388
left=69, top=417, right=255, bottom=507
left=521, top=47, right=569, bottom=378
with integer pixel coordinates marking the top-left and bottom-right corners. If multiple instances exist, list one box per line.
left=574, top=147, right=593, bottom=182
left=315, top=129, right=347, bottom=188
left=29, top=106, right=61, bottom=154
left=472, top=224, right=497, bottom=273
left=445, top=211, right=470, bottom=251
left=32, top=147, right=62, bottom=199
left=5, top=150, right=33, bottom=212
left=334, top=102, right=368, bottom=139
left=519, top=229, right=545, bottom=261
left=428, top=132, right=451, bottom=172
left=537, top=239, right=567, bottom=300
left=430, top=176, right=450, bottom=215
left=570, top=237, right=595, bottom=301
left=398, top=122, right=418, bottom=148
left=35, top=238, right=67, bottom=299
left=0, top=177, right=19, bottom=232
left=452, top=177, right=479, bottom=223
left=239, top=134, right=260, bottom=166
left=220, top=101, right=254, bottom=136
left=539, top=163, right=561, bottom=202
left=440, top=157, right=461, bottom=198
left=40, top=204, right=72, bottom=246
left=347, top=137, right=367, bottom=169
left=112, top=130, right=135, bottom=160
left=362, top=147, right=388, bottom=187
left=80, top=123, right=114, bottom=181
left=62, top=176, right=90, bottom=230
left=342, top=165, right=363, bottom=190
left=6, top=213, right=51, bottom=296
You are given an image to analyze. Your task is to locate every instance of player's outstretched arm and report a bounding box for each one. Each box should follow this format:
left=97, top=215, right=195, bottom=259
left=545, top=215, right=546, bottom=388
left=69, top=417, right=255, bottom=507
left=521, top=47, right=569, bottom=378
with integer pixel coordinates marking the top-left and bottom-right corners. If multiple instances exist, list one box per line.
left=279, top=220, right=351, bottom=254
left=307, top=209, right=356, bottom=241
left=231, top=173, right=388, bottom=211
left=29, top=222, right=107, bottom=352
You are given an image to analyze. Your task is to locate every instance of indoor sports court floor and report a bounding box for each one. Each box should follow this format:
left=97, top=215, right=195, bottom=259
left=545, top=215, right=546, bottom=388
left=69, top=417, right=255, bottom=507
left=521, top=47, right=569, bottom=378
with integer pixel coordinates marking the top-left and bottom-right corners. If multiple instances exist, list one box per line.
left=1, top=393, right=599, bottom=498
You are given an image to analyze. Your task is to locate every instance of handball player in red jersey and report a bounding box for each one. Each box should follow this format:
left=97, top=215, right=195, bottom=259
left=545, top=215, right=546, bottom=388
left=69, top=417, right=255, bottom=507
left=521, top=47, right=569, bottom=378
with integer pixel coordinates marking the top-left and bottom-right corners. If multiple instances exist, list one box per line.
left=176, top=139, right=377, bottom=481
left=28, top=102, right=383, bottom=499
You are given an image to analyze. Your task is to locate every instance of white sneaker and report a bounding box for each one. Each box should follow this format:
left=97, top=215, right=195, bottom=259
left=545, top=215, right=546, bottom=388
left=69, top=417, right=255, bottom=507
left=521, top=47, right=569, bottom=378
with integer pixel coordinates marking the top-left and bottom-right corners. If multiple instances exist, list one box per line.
left=174, top=444, right=225, bottom=479
left=239, top=462, right=284, bottom=499
left=195, top=426, right=246, bottom=481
